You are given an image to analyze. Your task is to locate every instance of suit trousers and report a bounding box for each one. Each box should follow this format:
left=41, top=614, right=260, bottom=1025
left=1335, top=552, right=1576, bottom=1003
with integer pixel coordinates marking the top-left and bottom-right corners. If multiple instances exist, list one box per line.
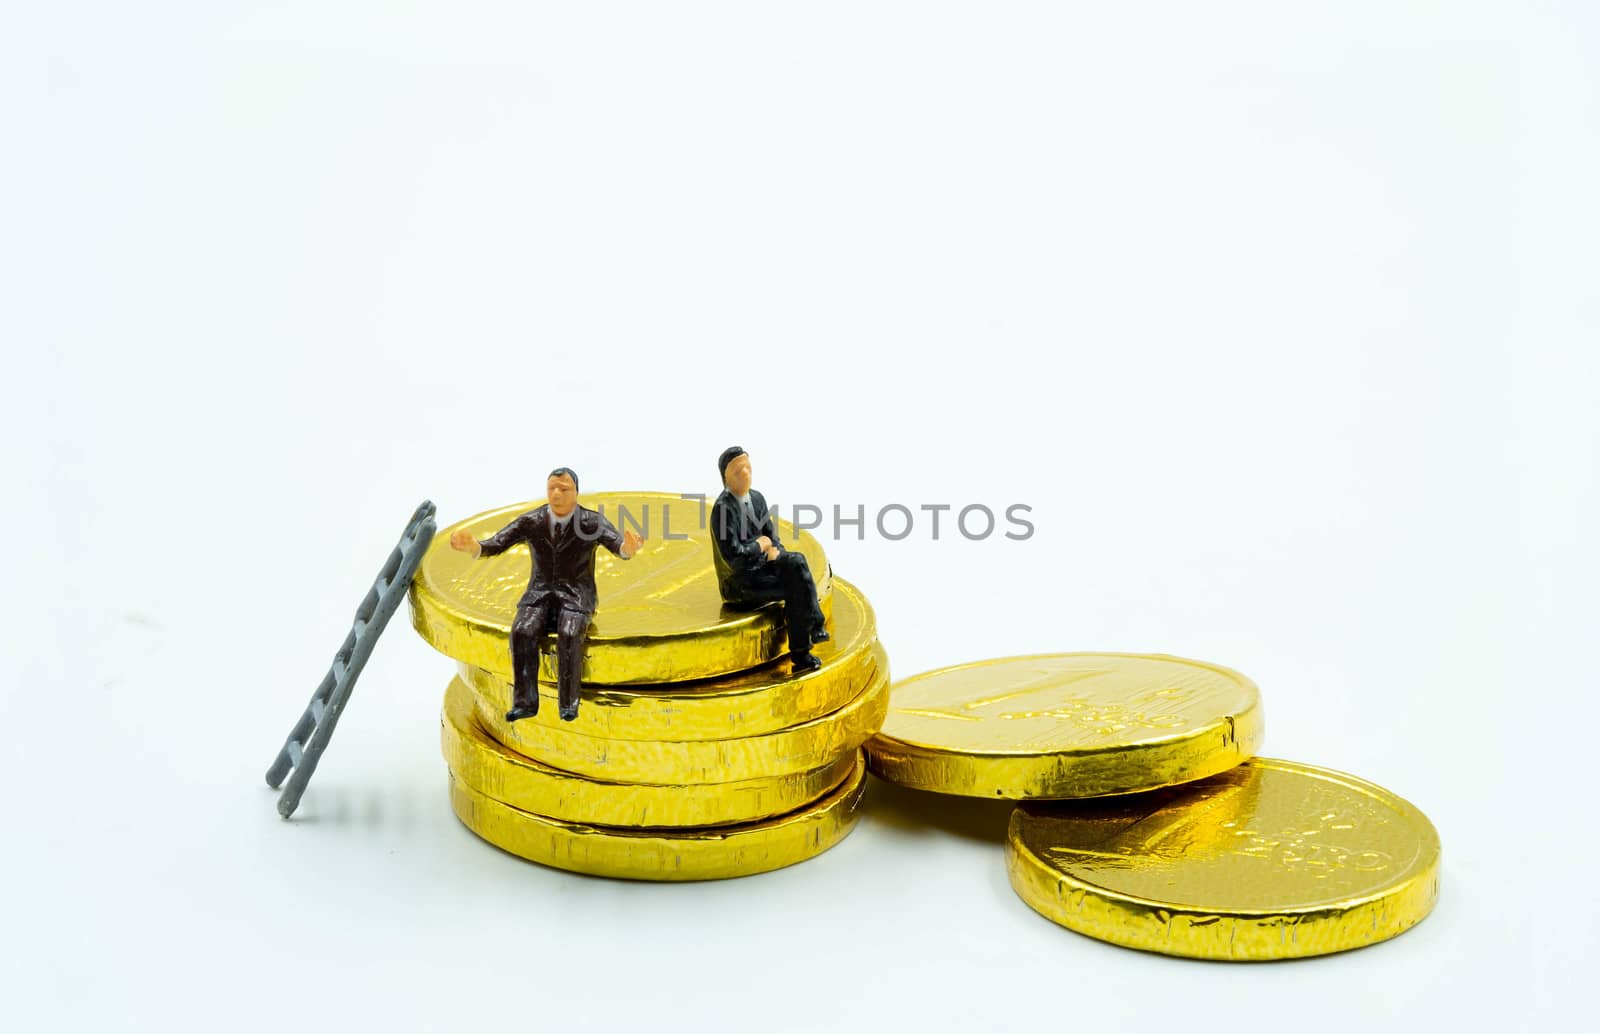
left=729, top=551, right=825, bottom=659
left=509, top=598, right=589, bottom=715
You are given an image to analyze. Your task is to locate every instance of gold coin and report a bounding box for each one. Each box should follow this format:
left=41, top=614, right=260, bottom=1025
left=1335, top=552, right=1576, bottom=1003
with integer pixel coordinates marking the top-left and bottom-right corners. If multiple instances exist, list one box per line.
left=1006, top=758, right=1441, bottom=960
left=866, top=652, right=1262, bottom=799
left=458, top=577, right=883, bottom=741
left=475, top=665, right=890, bottom=784
left=448, top=751, right=868, bottom=881
left=442, top=676, right=859, bottom=827
left=410, top=492, right=833, bottom=685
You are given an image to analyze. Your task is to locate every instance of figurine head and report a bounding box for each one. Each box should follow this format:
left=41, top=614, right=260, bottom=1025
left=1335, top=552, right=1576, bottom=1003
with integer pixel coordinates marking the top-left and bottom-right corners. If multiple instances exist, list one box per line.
left=718, top=447, right=752, bottom=496
left=546, top=467, right=579, bottom=517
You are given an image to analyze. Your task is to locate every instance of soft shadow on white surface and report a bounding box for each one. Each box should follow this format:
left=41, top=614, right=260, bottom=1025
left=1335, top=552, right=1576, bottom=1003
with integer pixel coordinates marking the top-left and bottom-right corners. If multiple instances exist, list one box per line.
left=860, top=772, right=1013, bottom=846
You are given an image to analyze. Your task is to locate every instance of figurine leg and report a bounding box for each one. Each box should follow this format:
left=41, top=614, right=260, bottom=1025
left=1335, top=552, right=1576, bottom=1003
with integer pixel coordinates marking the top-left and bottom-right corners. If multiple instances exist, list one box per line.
left=783, top=551, right=827, bottom=639
left=507, top=599, right=551, bottom=721
left=776, top=552, right=822, bottom=670
left=554, top=606, right=589, bottom=722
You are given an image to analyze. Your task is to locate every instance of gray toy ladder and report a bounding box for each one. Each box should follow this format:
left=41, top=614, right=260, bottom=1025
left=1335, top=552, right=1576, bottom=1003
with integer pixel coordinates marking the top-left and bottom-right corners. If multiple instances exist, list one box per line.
left=265, top=500, right=437, bottom=818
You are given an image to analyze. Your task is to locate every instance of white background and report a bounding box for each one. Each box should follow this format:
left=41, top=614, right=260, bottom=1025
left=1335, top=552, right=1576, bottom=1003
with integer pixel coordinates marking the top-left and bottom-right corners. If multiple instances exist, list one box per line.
left=4, top=3, right=1597, bottom=1031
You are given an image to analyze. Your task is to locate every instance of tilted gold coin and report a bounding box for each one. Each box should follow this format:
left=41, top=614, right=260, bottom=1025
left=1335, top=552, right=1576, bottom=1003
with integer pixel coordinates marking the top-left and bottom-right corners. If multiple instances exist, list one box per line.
left=458, top=577, right=883, bottom=741
left=475, top=665, right=891, bottom=784
left=410, top=492, right=833, bottom=685
left=448, top=751, right=868, bottom=881
left=1006, top=758, right=1441, bottom=959
left=866, top=653, right=1263, bottom=799
left=442, top=676, right=859, bottom=827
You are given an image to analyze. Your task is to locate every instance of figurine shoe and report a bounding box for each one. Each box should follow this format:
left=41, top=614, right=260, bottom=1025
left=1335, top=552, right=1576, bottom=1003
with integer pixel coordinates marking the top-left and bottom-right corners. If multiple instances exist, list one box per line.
left=505, top=704, right=540, bottom=723
left=558, top=700, right=580, bottom=722
left=810, top=625, right=831, bottom=644
left=790, top=651, right=822, bottom=674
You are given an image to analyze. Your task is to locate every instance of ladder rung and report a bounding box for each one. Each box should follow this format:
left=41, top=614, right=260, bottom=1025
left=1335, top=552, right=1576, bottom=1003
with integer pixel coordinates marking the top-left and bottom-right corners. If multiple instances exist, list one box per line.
left=286, top=740, right=304, bottom=766
left=309, top=699, right=325, bottom=723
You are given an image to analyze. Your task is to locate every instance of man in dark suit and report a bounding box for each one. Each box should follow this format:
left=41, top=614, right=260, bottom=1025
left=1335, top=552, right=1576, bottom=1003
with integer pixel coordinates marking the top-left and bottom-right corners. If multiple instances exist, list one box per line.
left=710, top=446, right=828, bottom=673
left=450, top=467, right=643, bottom=722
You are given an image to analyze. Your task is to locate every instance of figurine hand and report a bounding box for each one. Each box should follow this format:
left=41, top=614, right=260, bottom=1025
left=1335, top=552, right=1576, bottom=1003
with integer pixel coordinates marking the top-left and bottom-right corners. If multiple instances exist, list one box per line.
left=755, top=535, right=773, bottom=551
left=622, top=529, right=644, bottom=558
left=764, top=546, right=781, bottom=561
left=449, top=530, right=481, bottom=557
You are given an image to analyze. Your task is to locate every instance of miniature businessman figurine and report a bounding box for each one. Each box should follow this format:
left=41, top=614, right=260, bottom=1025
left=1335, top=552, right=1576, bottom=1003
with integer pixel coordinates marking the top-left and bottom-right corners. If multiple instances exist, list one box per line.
left=710, top=447, right=828, bottom=673
left=449, top=468, right=643, bottom=722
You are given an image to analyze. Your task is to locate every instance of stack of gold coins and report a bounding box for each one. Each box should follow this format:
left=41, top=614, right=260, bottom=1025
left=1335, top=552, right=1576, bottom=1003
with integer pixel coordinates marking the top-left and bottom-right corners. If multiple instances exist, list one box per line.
left=865, top=653, right=1441, bottom=960
left=410, top=492, right=886, bottom=881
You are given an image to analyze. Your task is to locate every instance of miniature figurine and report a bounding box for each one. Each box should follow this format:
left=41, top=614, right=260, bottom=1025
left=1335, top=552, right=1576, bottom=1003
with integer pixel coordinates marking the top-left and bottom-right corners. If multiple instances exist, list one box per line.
left=710, top=446, right=828, bottom=673
left=450, top=467, right=643, bottom=722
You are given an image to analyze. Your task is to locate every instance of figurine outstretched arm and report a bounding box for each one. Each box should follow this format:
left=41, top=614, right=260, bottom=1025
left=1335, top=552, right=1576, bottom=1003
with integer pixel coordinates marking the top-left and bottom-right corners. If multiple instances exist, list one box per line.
left=450, top=514, right=531, bottom=559
left=596, top=512, right=644, bottom=559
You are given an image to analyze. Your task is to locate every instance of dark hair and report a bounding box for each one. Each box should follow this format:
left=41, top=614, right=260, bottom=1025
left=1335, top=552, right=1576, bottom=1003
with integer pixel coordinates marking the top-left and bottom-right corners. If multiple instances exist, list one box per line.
left=717, top=446, right=747, bottom=483
left=548, top=466, right=579, bottom=492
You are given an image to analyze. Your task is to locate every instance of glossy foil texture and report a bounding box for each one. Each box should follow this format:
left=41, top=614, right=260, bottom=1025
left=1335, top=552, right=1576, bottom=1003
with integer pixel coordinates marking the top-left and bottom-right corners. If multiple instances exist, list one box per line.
left=473, top=665, right=890, bottom=784
left=443, top=676, right=861, bottom=828
left=448, top=751, right=869, bottom=881
left=1006, top=758, right=1441, bottom=959
left=867, top=653, right=1263, bottom=798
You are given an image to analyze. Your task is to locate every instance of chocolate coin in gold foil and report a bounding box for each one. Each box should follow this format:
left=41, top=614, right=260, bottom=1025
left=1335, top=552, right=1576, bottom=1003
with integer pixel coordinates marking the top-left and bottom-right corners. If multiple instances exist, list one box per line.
left=866, top=652, right=1262, bottom=799
left=411, top=492, right=832, bottom=685
left=448, top=751, right=868, bottom=880
left=457, top=577, right=883, bottom=741
left=1006, top=757, right=1440, bottom=959
left=475, top=664, right=890, bottom=784
left=442, top=676, right=858, bottom=828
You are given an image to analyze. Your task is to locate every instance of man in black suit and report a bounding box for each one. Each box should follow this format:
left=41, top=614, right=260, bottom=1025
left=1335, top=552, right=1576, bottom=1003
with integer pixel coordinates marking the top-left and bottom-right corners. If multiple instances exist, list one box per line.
left=710, top=446, right=828, bottom=673
left=450, top=467, right=643, bottom=722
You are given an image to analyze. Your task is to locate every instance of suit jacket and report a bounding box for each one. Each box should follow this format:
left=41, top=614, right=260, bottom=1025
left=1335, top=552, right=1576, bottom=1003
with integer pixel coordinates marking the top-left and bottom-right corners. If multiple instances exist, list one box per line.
left=710, top=488, right=786, bottom=602
left=477, top=503, right=628, bottom=615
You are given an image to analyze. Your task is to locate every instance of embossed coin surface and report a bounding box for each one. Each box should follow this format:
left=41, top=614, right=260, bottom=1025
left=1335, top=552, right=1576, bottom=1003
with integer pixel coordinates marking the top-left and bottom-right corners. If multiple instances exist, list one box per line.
left=457, top=578, right=882, bottom=741
left=410, top=492, right=832, bottom=685
left=865, top=653, right=1262, bottom=798
left=442, top=676, right=860, bottom=828
left=1006, top=758, right=1441, bottom=959
left=448, top=751, right=868, bottom=881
